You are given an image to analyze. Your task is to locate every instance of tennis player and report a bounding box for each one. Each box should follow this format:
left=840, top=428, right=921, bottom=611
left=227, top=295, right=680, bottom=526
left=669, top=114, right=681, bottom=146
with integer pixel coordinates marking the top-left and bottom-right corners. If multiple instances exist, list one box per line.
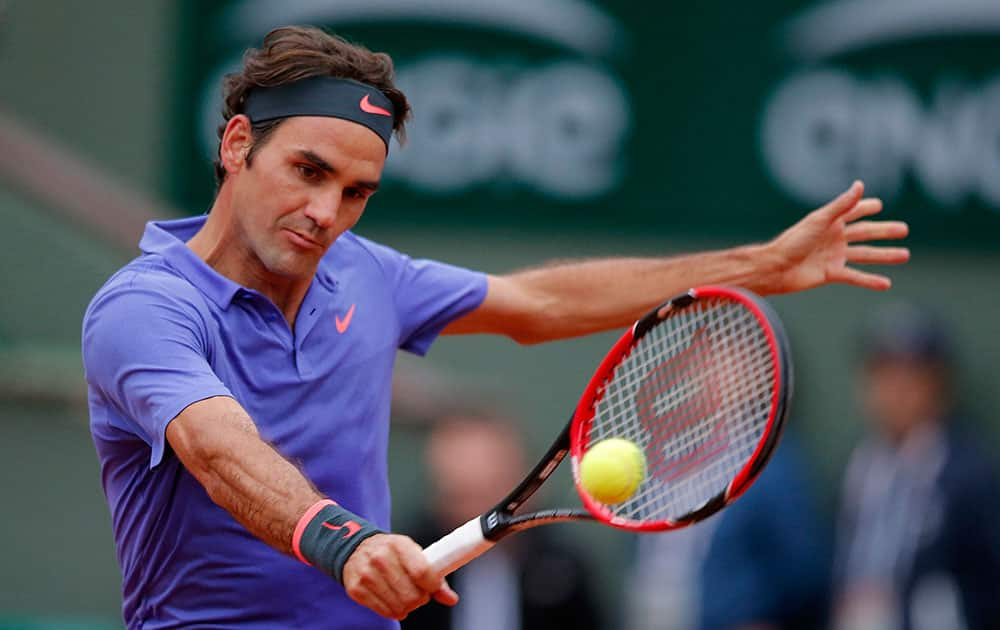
left=82, top=26, right=909, bottom=629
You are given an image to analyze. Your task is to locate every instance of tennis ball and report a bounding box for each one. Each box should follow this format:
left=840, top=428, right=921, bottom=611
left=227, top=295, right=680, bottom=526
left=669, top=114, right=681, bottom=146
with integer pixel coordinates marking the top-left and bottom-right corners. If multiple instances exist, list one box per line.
left=579, top=438, right=645, bottom=504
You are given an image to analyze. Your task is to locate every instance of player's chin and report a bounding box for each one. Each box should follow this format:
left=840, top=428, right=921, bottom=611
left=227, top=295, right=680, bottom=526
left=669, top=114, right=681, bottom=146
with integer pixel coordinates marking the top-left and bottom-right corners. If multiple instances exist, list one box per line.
left=266, top=251, right=321, bottom=279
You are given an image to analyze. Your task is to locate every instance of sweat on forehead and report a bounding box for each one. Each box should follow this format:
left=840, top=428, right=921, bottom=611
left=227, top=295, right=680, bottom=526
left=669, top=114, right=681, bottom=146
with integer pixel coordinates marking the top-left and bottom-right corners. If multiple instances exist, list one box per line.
left=244, top=76, right=396, bottom=152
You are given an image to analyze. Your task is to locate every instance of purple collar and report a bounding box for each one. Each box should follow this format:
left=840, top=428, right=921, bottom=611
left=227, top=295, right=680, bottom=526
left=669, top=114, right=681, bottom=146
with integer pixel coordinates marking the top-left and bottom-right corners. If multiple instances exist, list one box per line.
left=139, top=216, right=244, bottom=309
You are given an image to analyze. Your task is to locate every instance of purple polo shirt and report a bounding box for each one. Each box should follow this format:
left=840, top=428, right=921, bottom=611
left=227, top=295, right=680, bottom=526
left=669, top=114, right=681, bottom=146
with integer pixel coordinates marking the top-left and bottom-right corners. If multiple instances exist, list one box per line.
left=82, top=216, right=487, bottom=629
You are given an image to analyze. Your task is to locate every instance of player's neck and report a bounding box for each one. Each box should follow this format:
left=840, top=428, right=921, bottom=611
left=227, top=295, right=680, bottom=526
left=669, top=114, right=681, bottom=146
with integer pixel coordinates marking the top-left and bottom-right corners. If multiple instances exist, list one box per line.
left=190, top=195, right=313, bottom=328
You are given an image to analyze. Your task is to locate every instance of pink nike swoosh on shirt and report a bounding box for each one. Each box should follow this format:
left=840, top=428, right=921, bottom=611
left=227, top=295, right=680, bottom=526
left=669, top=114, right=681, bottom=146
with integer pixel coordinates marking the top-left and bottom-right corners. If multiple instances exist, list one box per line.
left=336, top=304, right=356, bottom=334
left=359, top=94, right=391, bottom=117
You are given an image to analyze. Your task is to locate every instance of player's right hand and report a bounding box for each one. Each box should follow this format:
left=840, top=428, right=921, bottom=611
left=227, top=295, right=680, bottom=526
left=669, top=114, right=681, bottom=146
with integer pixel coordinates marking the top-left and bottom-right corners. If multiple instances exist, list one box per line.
left=341, top=533, right=459, bottom=620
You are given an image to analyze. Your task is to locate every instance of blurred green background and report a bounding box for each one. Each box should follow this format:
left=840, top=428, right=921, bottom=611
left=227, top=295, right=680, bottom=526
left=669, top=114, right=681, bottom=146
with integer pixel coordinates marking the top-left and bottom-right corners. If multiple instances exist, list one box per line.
left=2, top=0, right=999, bottom=627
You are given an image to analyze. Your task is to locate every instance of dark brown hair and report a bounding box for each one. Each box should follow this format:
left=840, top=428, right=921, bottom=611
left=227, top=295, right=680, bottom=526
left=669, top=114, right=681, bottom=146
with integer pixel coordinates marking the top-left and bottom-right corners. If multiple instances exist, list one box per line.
left=214, top=26, right=411, bottom=186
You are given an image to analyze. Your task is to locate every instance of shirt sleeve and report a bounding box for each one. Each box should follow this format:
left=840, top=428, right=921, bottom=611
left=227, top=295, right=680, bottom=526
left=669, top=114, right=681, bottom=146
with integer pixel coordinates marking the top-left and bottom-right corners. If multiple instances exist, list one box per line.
left=82, top=272, right=233, bottom=468
left=354, top=236, right=488, bottom=355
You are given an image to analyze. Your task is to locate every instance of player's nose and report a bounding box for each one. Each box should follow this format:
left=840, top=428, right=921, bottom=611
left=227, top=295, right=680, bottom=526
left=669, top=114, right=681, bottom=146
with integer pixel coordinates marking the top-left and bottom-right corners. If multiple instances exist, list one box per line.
left=303, top=189, right=341, bottom=230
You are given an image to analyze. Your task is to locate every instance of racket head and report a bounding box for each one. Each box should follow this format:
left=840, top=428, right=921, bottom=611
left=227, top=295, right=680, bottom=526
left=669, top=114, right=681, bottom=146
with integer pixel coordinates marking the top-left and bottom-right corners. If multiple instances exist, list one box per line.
left=569, top=286, right=792, bottom=532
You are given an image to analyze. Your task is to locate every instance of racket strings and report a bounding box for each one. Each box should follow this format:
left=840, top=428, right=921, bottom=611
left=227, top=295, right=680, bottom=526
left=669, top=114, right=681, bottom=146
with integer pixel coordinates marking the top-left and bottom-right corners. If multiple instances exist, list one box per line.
left=586, top=298, right=776, bottom=524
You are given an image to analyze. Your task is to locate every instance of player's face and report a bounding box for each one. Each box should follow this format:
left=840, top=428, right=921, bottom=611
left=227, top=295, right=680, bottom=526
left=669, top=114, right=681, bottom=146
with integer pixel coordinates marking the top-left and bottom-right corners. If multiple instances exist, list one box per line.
left=228, top=116, right=385, bottom=280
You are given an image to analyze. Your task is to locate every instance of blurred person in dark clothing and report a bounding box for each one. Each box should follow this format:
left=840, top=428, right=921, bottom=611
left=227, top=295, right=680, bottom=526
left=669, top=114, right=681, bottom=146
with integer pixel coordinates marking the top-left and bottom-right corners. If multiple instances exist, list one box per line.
left=402, top=413, right=604, bottom=630
left=626, top=432, right=830, bottom=630
left=832, top=301, right=1000, bottom=630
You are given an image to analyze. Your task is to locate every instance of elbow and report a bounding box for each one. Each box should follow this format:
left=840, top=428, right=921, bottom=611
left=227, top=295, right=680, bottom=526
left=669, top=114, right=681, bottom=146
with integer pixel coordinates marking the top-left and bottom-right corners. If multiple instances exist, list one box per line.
left=164, top=397, right=262, bottom=510
left=505, top=297, right=563, bottom=346
left=181, top=441, right=228, bottom=500
left=508, top=318, right=580, bottom=345
left=484, top=275, right=570, bottom=344
left=191, top=451, right=231, bottom=504
left=509, top=330, right=548, bottom=346
left=185, top=446, right=249, bottom=514
left=167, top=419, right=232, bottom=500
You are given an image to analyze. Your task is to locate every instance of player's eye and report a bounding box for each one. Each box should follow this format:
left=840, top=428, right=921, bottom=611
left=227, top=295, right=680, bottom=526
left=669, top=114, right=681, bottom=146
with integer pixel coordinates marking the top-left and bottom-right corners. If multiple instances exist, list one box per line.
left=295, top=164, right=320, bottom=181
left=345, top=188, right=368, bottom=200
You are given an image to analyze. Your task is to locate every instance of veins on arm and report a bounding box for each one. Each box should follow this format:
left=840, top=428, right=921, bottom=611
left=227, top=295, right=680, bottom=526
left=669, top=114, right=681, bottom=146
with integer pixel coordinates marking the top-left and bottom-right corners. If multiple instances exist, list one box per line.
left=443, top=245, right=773, bottom=344
left=165, top=396, right=322, bottom=554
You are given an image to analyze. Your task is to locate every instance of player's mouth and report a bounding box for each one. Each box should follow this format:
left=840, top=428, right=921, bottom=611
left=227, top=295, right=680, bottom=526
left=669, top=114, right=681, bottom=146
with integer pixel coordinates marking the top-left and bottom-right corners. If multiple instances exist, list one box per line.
left=282, top=229, right=324, bottom=251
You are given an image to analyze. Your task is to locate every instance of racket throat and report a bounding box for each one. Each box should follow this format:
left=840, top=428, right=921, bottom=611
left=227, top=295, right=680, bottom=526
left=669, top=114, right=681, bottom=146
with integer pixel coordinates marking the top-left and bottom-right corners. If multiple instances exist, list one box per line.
left=483, top=507, right=596, bottom=542
left=481, top=509, right=514, bottom=541
left=499, top=422, right=572, bottom=514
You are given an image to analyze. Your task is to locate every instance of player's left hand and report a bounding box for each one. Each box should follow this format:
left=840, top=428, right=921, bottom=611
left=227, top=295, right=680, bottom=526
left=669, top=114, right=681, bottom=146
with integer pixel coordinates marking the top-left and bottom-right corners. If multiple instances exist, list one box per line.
left=762, top=180, right=909, bottom=293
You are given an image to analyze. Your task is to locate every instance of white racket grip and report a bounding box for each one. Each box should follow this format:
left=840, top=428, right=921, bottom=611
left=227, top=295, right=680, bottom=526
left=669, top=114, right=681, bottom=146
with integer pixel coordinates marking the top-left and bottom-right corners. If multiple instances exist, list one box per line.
left=422, top=517, right=496, bottom=576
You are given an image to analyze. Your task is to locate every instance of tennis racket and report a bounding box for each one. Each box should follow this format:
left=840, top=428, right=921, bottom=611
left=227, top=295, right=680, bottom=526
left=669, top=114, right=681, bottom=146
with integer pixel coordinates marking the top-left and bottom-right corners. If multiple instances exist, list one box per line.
left=422, top=285, right=793, bottom=576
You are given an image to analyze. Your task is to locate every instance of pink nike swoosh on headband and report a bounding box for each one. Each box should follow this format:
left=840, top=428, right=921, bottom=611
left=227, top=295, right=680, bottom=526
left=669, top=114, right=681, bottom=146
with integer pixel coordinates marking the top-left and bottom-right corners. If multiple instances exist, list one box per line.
left=359, top=94, right=391, bottom=117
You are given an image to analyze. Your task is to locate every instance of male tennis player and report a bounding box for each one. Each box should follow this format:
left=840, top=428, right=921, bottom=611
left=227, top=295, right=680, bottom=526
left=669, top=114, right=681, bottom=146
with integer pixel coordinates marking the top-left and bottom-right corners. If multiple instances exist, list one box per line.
left=82, top=26, right=909, bottom=629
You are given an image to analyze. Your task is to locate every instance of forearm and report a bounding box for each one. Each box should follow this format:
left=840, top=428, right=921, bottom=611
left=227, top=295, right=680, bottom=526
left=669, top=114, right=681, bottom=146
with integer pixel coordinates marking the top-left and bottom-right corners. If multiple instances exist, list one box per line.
left=195, top=426, right=320, bottom=554
left=167, top=398, right=322, bottom=554
left=501, top=243, right=781, bottom=343
left=168, top=397, right=392, bottom=591
left=448, top=183, right=907, bottom=344
left=167, top=402, right=455, bottom=617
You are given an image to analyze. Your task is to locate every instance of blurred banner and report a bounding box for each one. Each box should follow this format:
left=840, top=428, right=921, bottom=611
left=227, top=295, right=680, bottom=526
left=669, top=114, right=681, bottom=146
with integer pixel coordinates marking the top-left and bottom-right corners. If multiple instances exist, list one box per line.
left=170, top=0, right=1000, bottom=248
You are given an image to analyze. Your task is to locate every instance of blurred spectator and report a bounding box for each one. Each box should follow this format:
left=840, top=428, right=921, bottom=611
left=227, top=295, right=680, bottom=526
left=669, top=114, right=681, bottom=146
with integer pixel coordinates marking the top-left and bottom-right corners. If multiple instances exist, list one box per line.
left=401, top=413, right=604, bottom=630
left=625, top=431, right=830, bottom=630
left=832, top=302, right=1000, bottom=630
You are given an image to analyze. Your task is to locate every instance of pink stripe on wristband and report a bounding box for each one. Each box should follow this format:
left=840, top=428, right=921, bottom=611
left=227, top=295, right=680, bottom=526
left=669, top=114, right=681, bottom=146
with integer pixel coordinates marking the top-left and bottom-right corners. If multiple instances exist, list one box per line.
left=293, top=499, right=336, bottom=564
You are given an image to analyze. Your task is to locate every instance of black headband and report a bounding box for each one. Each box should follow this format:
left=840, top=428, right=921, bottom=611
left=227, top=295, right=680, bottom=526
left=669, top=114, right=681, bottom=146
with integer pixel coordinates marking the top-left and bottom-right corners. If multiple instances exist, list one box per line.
left=243, top=76, right=396, bottom=151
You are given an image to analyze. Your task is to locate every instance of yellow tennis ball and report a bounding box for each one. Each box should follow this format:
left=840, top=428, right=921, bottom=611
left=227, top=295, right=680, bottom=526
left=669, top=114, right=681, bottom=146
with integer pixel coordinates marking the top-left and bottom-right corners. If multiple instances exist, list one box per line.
left=579, top=438, right=646, bottom=504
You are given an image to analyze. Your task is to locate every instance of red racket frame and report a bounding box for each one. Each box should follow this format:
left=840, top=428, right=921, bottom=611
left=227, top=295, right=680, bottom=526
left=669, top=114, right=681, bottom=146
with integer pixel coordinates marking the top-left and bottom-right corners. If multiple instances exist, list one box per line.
left=569, top=285, right=792, bottom=532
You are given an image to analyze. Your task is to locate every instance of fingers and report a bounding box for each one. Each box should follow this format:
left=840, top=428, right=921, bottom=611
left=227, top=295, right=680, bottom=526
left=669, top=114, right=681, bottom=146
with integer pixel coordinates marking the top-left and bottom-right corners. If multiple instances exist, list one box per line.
left=830, top=266, right=893, bottom=291
left=343, top=534, right=454, bottom=620
left=432, top=583, right=460, bottom=607
left=395, top=537, right=458, bottom=608
left=846, top=245, right=910, bottom=265
left=830, top=240, right=908, bottom=290
left=397, top=540, right=459, bottom=606
left=845, top=220, right=908, bottom=243
left=818, top=180, right=864, bottom=220
left=397, top=538, right=443, bottom=592
left=346, top=542, right=413, bottom=619
left=372, top=543, right=430, bottom=618
left=344, top=559, right=405, bottom=621
left=842, top=197, right=883, bottom=223
left=361, top=590, right=403, bottom=621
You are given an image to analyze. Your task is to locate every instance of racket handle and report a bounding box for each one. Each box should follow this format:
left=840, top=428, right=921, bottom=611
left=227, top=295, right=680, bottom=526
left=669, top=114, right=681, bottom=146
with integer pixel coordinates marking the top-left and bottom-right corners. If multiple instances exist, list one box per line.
left=422, top=516, right=496, bottom=576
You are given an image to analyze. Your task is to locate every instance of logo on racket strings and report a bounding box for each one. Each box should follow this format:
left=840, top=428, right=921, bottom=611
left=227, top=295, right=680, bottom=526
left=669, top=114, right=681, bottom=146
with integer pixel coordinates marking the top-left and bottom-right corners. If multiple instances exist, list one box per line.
left=634, top=327, right=727, bottom=483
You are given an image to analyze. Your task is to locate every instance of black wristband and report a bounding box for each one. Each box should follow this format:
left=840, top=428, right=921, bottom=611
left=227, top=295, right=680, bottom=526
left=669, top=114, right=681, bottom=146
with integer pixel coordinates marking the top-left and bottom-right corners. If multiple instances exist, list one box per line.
left=293, top=499, right=384, bottom=584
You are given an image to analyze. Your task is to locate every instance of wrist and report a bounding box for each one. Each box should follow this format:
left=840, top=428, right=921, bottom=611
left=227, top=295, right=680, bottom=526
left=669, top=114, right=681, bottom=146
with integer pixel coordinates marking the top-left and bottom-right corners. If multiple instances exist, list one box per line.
left=742, top=241, right=786, bottom=295
left=293, top=499, right=384, bottom=583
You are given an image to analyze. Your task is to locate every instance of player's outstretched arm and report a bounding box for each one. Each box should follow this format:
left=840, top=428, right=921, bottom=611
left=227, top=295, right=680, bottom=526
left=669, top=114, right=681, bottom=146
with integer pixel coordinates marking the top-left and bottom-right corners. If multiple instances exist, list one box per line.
left=444, top=181, right=908, bottom=344
left=165, top=396, right=457, bottom=619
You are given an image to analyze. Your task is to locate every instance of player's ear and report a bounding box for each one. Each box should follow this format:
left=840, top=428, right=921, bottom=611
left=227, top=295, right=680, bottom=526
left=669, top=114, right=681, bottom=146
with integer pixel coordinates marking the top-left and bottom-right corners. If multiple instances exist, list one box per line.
left=219, top=115, right=253, bottom=176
